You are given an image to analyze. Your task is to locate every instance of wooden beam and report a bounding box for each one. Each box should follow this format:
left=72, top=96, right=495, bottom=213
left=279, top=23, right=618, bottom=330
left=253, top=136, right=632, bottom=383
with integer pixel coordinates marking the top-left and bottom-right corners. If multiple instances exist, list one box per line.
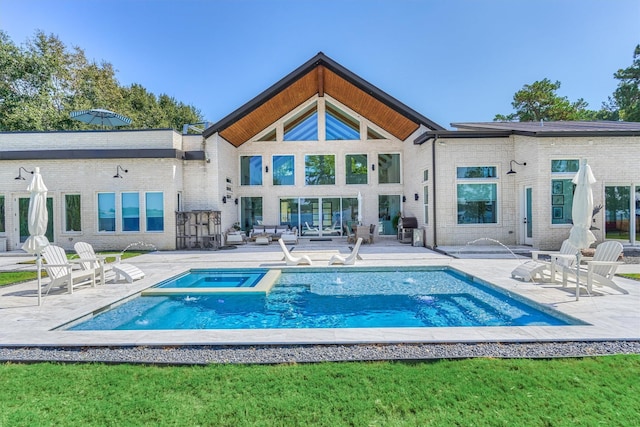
left=317, top=65, right=324, bottom=97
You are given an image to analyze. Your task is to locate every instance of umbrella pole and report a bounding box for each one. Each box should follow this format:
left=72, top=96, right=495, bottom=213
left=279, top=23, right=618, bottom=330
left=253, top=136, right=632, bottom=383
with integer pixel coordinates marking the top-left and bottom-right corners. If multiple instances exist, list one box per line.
left=575, top=252, right=581, bottom=301
left=37, top=254, right=42, bottom=306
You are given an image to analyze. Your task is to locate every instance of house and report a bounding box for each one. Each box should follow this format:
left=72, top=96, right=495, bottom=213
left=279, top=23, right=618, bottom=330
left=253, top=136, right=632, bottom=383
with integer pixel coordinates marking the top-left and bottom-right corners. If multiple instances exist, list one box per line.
left=1, top=52, right=639, bottom=252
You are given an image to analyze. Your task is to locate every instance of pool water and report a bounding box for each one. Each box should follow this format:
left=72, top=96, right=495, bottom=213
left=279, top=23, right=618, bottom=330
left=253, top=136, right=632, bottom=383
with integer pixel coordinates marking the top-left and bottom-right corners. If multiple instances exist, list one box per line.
left=69, top=267, right=580, bottom=330
left=155, top=269, right=266, bottom=289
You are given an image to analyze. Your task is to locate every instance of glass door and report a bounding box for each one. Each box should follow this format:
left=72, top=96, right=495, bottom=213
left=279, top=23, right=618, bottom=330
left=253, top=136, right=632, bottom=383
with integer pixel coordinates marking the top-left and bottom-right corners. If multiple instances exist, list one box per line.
left=18, top=196, right=54, bottom=244
left=524, top=186, right=533, bottom=245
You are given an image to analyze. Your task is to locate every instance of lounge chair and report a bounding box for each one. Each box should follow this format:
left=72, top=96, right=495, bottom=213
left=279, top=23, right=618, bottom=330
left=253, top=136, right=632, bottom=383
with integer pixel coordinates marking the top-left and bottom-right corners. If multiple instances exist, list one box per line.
left=329, top=238, right=363, bottom=266
left=74, top=242, right=145, bottom=284
left=511, top=240, right=579, bottom=282
left=561, top=241, right=627, bottom=295
left=303, top=222, right=319, bottom=236
left=278, top=239, right=312, bottom=266
left=41, top=245, right=96, bottom=294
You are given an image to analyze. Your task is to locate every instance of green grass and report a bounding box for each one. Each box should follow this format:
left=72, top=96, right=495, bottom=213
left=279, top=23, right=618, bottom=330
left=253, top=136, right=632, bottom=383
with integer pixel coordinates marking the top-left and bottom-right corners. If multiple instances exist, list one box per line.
left=1, top=356, right=638, bottom=426
left=619, top=273, right=640, bottom=281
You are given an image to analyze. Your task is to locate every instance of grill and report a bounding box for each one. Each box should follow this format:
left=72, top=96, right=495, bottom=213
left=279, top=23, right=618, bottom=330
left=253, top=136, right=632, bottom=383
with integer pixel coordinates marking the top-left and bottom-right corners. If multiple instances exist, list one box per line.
left=398, top=216, right=418, bottom=243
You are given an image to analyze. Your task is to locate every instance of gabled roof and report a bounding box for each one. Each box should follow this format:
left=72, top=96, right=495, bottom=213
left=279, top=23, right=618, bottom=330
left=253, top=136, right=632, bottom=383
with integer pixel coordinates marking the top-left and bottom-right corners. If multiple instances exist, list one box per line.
left=203, top=52, right=445, bottom=146
left=414, top=120, right=640, bottom=144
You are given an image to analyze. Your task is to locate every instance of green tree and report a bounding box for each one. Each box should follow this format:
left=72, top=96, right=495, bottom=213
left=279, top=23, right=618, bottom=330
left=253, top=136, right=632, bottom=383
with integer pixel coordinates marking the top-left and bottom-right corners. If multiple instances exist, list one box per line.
left=495, top=78, right=596, bottom=122
left=607, top=44, right=640, bottom=122
left=0, top=30, right=203, bottom=131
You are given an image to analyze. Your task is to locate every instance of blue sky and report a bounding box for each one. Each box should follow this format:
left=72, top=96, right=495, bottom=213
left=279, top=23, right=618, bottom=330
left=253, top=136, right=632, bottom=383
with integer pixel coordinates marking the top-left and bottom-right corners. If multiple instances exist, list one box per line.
left=1, top=0, right=638, bottom=129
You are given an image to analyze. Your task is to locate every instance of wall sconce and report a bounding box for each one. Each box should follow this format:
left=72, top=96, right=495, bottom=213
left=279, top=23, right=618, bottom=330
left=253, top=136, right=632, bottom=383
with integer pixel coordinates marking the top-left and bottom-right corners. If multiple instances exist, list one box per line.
left=222, top=196, right=227, bottom=204
left=113, top=165, right=128, bottom=178
left=414, top=193, right=419, bottom=201
left=234, top=198, right=238, bottom=205
left=371, top=164, right=375, bottom=171
left=265, top=166, right=269, bottom=173
left=506, top=160, right=526, bottom=175
left=15, top=167, right=34, bottom=180
left=402, top=195, right=407, bottom=203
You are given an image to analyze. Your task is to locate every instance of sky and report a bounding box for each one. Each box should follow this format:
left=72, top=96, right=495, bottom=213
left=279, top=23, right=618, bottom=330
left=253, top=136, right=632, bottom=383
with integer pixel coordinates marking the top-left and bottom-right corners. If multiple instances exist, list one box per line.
left=1, top=0, right=639, bottom=129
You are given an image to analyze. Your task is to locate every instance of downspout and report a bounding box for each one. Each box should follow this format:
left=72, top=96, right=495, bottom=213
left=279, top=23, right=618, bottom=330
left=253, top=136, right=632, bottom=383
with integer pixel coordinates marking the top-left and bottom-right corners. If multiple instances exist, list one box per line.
left=431, top=137, right=437, bottom=248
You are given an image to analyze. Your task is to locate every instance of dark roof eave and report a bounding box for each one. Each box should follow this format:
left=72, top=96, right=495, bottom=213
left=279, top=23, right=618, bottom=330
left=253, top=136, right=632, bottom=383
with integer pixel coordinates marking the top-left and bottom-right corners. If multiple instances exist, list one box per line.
left=203, top=52, right=445, bottom=139
left=414, top=130, right=512, bottom=144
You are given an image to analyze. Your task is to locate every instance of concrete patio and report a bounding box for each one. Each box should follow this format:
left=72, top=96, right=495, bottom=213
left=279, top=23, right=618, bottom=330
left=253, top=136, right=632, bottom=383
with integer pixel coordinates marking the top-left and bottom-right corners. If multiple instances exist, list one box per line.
left=0, top=237, right=638, bottom=348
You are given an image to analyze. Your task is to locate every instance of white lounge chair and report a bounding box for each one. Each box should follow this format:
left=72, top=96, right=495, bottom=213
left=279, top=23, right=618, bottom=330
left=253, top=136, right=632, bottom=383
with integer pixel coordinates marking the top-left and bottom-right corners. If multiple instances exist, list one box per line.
left=329, top=238, right=363, bottom=266
left=74, top=242, right=145, bottom=284
left=278, top=239, right=312, bottom=266
left=511, top=240, right=579, bottom=282
left=303, top=222, right=319, bottom=236
left=41, top=245, right=96, bottom=294
left=561, top=241, right=627, bottom=295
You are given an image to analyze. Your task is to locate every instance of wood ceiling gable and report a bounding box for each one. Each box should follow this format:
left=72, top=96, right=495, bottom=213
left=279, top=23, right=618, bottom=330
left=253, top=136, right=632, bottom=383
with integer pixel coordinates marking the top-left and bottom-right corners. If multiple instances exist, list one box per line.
left=215, top=57, right=431, bottom=146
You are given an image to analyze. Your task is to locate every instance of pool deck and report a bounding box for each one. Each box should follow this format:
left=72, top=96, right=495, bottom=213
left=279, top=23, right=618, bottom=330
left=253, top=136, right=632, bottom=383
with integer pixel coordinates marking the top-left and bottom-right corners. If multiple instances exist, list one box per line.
left=0, top=238, right=638, bottom=348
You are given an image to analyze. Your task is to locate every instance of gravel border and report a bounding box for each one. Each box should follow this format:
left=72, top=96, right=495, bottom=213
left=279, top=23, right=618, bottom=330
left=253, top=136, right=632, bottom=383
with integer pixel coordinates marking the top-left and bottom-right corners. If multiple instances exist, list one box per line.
left=1, top=341, right=639, bottom=365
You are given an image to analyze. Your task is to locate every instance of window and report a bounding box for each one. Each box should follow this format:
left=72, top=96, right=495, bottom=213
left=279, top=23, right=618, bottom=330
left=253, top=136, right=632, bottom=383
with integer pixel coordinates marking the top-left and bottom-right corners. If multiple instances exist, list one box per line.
left=273, top=155, right=294, bottom=186
left=0, top=196, right=4, bottom=233
left=122, top=192, right=140, bottom=232
left=456, top=166, right=498, bottom=224
left=241, top=156, right=263, bottom=186
left=550, top=160, right=578, bottom=225
left=305, top=155, right=335, bottom=185
left=284, top=103, right=318, bottom=141
left=258, top=128, right=276, bottom=141
left=423, top=169, right=429, bottom=182
left=145, top=192, right=164, bottom=232
left=64, top=194, right=81, bottom=232
left=378, top=154, right=401, bottom=184
left=345, top=154, right=368, bottom=184
left=423, top=186, right=429, bottom=224
left=98, top=193, right=116, bottom=232
left=367, top=126, right=384, bottom=140
left=326, top=102, right=359, bottom=140
left=378, top=195, right=402, bottom=235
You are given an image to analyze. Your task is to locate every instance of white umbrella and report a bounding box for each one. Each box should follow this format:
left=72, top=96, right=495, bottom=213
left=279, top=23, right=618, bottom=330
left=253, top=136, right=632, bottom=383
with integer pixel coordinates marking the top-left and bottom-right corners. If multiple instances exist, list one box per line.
left=566, top=159, right=596, bottom=300
left=357, top=192, right=363, bottom=225
left=21, top=167, right=50, bottom=306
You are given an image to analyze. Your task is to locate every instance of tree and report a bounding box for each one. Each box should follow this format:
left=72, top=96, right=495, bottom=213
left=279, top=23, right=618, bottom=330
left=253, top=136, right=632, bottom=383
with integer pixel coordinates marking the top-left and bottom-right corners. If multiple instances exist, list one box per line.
left=494, top=78, right=596, bottom=122
left=0, top=30, right=203, bottom=131
left=608, top=44, right=640, bottom=122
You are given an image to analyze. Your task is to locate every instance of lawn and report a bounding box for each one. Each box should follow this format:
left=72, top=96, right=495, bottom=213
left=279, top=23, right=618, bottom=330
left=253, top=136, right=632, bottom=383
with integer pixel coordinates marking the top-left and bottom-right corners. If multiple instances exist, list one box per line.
left=1, top=356, right=638, bottom=426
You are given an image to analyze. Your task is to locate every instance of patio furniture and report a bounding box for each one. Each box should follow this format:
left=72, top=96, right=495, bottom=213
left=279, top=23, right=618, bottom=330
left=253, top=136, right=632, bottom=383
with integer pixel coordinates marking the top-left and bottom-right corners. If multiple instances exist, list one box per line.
left=561, top=241, right=627, bottom=294
left=255, top=235, right=270, bottom=245
left=225, top=232, right=246, bottom=245
left=355, top=226, right=370, bottom=243
left=367, top=223, right=377, bottom=244
left=74, top=242, right=145, bottom=284
left=511, top=240, right=579, bottom=282
left=303, top=222, right=319, bottom=236
left=280, top=228, right=298, bottom=244
left=41, top=245, right=95, bottom=294
left=397, top=216, right=418, bottom=244
left=278, top=239, right=312, bottom=266
left=329, top=238, right=363, bottom=266
left=343, top=223, right=356, bottom=244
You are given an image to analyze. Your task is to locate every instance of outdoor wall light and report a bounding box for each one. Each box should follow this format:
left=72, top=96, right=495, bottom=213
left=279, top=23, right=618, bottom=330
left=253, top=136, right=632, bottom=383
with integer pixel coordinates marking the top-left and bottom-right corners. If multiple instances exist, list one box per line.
left=371, top=164, right=375, bottom=171
left=234, top=198, right=239, bottom=205
left=222, top=196, right=227, bottom=204
left=402, top=195, right=407, bottom=203
left=15, top=167, right=34, bottom=180
left=265, top=166, right=269, bottom=173
left=414, top=193, right=419, bottom=201
left=506, top=160, right=527, bottom=175
left=113, top=165, right=128, bottom=178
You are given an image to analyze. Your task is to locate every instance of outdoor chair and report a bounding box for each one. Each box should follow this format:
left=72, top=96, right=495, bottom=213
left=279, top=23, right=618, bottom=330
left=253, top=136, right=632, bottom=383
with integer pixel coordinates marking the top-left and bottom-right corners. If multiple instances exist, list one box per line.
left=74, top=242, right=145, bottom=284
left=329, top=238, right=363, bottom=266
left=41, top=245, right=96, bottom=294
left=511, top=240, right=579, bottom=282
left=561, top=240, right=627, bottom=295
left=343, top=223, right=356, bottom=244
left=303, top=222, right=319, bottom=236
left=278, top=239, right=312, bottom=266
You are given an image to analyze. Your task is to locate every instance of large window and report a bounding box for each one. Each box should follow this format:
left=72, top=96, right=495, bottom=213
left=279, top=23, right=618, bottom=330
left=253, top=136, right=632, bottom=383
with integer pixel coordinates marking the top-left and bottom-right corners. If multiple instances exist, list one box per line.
left=457, top=166, right=497, bottom=224
left=98, top=193, right=116, bottom=232
left=378, top=154, right=401, bottom=184
left=64, top=194, right=81, bottom=232
left=284, top=103, right=318, bottom=141
left=345, top=154, right=367, bottom=184
left=241, top=197, right=263, bottom=231
left=326, top=102, right=359, bottom=140
left=305, top=155, right=335, bottom=185
left=0, top=195, right=5, bottom=233
left=272, top=155, right=294, bottom=186
left=122, top=192, right=140, bottom=232
left=145, top=192, right=164, bottom=232
left=378, top=195, right=401, bottom=235
left=241, top=156, right=263, bottom=186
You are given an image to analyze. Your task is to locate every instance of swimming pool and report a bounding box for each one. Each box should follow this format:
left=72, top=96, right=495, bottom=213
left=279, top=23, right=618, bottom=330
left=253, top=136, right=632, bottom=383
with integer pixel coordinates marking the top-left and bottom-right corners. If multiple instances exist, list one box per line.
left=68, top=267, right=582, bottom=331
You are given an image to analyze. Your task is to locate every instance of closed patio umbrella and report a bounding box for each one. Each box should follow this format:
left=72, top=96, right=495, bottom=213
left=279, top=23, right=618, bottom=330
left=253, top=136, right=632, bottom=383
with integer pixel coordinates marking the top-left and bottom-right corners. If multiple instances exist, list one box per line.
left=21, top=167, right=50, bottom=306
left=566, top=159, right=597, bottom=300
left=357, top=192, right=363, bottom=225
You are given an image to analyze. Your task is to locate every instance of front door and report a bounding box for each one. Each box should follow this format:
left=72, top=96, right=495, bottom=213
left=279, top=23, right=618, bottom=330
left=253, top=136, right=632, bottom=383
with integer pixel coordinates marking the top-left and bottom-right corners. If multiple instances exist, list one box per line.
left=523, top=187, right=533, bottom=245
